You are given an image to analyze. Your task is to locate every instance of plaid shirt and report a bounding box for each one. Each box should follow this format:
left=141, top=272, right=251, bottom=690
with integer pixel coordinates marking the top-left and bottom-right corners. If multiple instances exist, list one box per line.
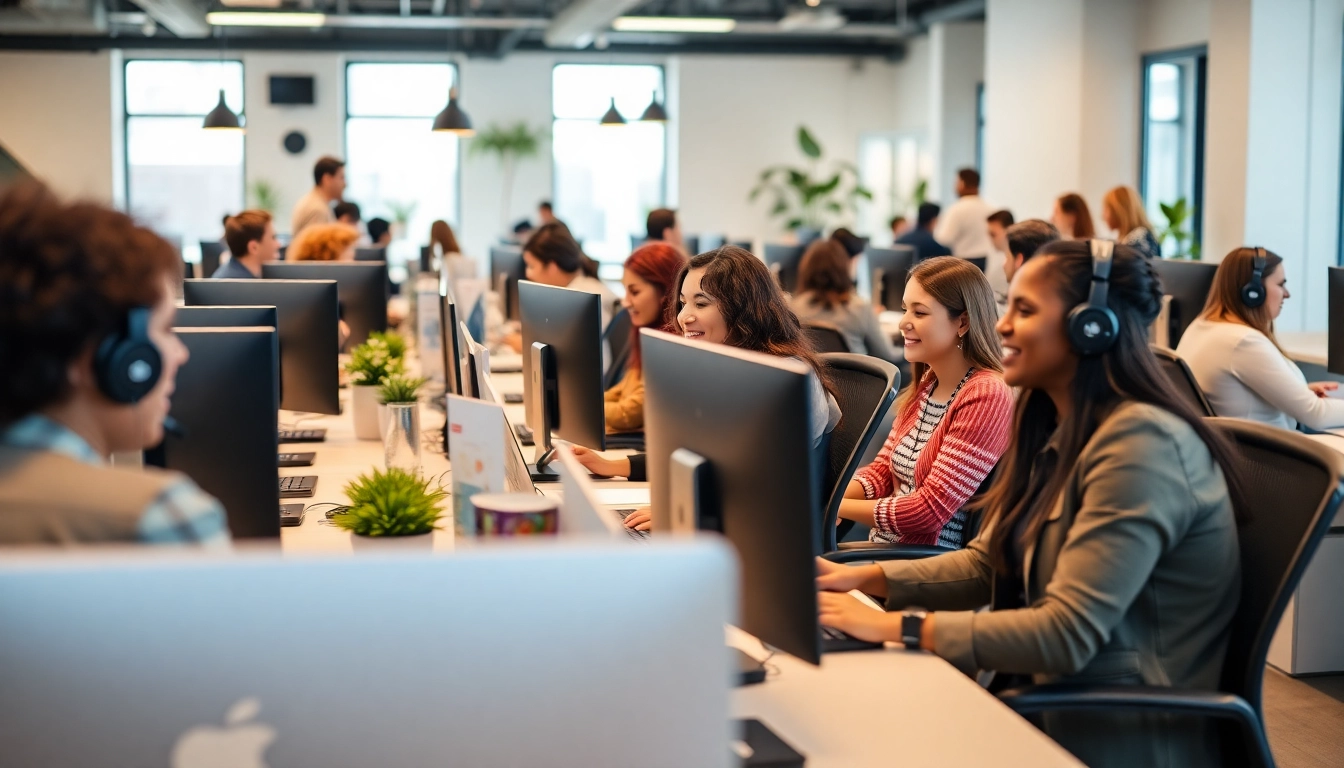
left=1, top=415, right=232, bottom=548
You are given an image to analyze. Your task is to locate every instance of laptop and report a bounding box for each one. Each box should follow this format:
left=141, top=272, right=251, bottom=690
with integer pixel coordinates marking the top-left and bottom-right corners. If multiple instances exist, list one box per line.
left=0, top=542, right=737, bottom=767
left=553, top=444, right=649, bottom=541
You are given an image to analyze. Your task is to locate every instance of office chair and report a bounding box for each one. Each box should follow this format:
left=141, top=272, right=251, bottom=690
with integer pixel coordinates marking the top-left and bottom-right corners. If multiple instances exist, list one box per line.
left=966, top=255, right=988, bottom=273
left=603, top=308, right=633, bottom=391
left=629, top=234, right=646, bottom=252
left=824, top=468, right=997, bottom=561
left=199, top=241, right=226, bottom=279
left=817, top=353, right=900, bottom=552
left=805, top=323, right=851, bottom=354
left=997, top=418, right=1344, bottom=768
left=1152, top=345, right=1216, bottom=417
left=354, top=246, right=386, bottom=262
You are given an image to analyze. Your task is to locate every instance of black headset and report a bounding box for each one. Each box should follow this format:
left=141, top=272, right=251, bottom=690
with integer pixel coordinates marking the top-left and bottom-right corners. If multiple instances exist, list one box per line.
left=1241, top=246, right=1268, bottom=308
left=1067, top=240, right=1120, bottom=356
left=94, top=306, right=162, bottom=404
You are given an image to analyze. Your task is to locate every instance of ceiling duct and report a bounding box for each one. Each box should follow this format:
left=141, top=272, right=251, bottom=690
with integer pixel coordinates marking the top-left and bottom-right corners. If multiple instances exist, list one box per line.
left=0, top=0, right=106, bottom=34
left=544, top=0, right=644, bottom=48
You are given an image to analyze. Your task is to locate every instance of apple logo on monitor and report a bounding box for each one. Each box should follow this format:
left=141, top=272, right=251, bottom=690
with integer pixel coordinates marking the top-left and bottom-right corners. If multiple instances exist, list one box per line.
left=171, top=697, right=276, bottom=768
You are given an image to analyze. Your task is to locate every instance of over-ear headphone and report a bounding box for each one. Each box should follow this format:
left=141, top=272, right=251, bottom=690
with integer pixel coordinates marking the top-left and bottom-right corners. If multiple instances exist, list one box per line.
left=94, top=306, right=162, bottom=404
left=1067, top=240, right=1120, bottom=356
left=1241, top=246, right=1268, bottom=308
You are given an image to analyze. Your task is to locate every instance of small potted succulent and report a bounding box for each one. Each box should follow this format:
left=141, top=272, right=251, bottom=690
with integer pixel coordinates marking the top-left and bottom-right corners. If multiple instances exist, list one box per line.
left=378, top=374, right=426, bottom=473
left=331, top=466, right=446, bottom=550
left=345, top=335, right=404, bottom=440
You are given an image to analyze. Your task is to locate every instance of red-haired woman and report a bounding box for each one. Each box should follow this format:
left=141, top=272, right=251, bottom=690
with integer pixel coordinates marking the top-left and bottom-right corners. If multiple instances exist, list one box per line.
left=605, top=243, right=687, bottom=433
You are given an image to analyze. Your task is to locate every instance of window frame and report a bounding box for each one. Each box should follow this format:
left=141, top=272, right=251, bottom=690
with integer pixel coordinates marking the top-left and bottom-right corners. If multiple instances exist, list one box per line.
left=1138, top=45, right=1207, bottom=250
left=341, top=60, right=463, bottom=228
left=549, top=61, right=669, bottom=234
left=122, top=57, right=247, bottom=216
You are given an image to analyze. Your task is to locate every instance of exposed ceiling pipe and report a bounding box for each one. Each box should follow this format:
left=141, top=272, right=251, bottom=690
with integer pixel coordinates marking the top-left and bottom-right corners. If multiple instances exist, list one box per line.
left=128, top=0, right=209, bottom=36
left=321, top=13, right=546, bottom=28
left=917, top=0, right=984, bottom=27
left=543, top=0, right=643, bottom=48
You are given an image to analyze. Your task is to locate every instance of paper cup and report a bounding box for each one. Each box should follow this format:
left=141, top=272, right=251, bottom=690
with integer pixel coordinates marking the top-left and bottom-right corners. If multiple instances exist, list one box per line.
left=472, top=493, right=559, bottom=537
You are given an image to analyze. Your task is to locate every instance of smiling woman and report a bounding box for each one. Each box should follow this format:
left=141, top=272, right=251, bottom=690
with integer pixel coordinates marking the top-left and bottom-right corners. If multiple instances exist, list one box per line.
left=838, top=256, right=1012, bottom=547
left=603, top=242, right=686, bottom=434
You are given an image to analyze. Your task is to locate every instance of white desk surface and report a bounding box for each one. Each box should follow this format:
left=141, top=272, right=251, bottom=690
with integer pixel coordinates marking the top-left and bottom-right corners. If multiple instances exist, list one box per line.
left=277, top=367, right=1081, bottom=767
left=1280, top=331, right=1328, bottom=367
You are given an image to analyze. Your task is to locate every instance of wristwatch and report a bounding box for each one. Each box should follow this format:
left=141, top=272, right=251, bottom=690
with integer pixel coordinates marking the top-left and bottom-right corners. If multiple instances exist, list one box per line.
left=901, top=607, right=928, bottom=649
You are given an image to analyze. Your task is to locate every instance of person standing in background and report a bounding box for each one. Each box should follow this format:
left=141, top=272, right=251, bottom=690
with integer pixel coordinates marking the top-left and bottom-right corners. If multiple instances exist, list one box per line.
left=934, top=169, right=995, bottom=261
left=291, top=156, right=346, bottom=238
left=896, top=203, right=953, bottom=261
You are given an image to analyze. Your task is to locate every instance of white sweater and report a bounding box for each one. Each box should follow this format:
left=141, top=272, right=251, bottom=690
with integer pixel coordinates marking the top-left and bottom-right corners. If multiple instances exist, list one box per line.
left=1176, top=318, right=1344, bottom=430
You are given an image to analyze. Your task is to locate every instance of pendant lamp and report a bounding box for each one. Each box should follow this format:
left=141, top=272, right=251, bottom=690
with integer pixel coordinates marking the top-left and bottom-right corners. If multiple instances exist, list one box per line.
left=432, top=87, right=474, bottom=135
left=600, top=97, right=626, bottom=126
left=638, top=91, right=668, bottom=122
left=202, top=89, right=242, bottom=131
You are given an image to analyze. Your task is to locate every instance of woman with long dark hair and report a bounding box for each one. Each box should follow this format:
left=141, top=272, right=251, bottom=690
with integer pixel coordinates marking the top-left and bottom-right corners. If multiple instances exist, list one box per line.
left=603, top=243, right=686, bottom=433
left=573, top=246, right=842, bottom=526
left=816, top=240, right=1243, bottom=768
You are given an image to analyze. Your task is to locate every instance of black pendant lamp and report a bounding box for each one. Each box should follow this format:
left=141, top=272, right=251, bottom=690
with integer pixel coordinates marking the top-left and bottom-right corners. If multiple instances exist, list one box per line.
left=600, top=97, right=627, bottom=126
left=432, top=87, right=474, bottom=135
left=639, top=91, right=668, bottom=122
left=202, top=89, right=242, bottom=131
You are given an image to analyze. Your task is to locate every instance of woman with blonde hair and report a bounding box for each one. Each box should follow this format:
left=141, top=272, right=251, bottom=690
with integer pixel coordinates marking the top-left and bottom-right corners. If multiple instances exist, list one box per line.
left=1051, top=193, right=1097, bottom=240
left=1101, top=185, right=1161, bottom=259
left=837, top=256, right=1013, bottom=547
left=288, top=222, right=359, bottom=262
left=1177, top=246, right=1344, bottom=429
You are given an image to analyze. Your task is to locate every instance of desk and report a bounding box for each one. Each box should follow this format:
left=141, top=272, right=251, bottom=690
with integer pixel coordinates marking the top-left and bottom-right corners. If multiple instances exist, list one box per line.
left=275, top=364, right=1080, bottom=766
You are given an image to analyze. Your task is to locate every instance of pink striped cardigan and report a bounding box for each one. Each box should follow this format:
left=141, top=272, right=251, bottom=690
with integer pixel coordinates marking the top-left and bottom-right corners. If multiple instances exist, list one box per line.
left=853, top=369, right=1013, bottom=545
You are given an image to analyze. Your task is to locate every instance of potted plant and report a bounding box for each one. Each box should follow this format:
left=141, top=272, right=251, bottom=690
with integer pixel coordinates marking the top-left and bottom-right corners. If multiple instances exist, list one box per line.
left=468, top=122, right=546, bottom=232
left=249, top=179, right=280, bottom=215
left=1156, top=198, right=1199, bottom=260
left=385, top=200, right=417, bottom=242
left=345, top=336, right=404, bottom=440
left=330, top=466, right=446, bottom=549
left=368, top=329, right=408, bottom=359
left=378, top=374, right=426, bottom=473
left=749, top=126, right=872, bottom=237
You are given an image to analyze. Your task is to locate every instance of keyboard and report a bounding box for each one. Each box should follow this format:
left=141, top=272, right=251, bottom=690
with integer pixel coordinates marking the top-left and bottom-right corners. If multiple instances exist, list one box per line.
left=278, top=452, right=315, bottom=467
left=614, top=508, right=650, bottom=541
left=278, top=428, right=326, bottom=443
left=279, top=503, right=305, bottom=527
left=279, top=475, right=317, bottom=498
left=514, top=423, right=535, bottom=446
left=821, top=625, right=883, bottom=653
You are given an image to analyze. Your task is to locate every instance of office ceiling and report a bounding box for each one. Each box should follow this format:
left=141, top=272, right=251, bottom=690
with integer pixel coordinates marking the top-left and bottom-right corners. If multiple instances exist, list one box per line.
left=0, top=0, right=983, bottom=56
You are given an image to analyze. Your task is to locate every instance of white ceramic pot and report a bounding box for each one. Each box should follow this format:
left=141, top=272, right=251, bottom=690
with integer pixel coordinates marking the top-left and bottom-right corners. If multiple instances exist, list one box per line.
left=350, top=531, right=434, bottom=553
left=352, top=383, right=382, bottom=440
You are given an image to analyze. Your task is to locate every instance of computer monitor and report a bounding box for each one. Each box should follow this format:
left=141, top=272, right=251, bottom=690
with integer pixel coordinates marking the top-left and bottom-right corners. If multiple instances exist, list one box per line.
left=199, top=241, right=226, bottom=279
left=354, top=246, right=385, bottom=262
left=490, top=244, right=525, bottom=321
left=0, top=541, right=735, bottom=767
left=642, top=329, right=823, bottom=664
left=1329, top=267, right=1344, bottom=376
left=1152, top=258, right=1218, bottom=347
left=261, top=261, right=388, bottom=350
left=438, top=271, right=465, bottom=398
left=420, top=245, right=434, bottom=273
left=173, top=305, right=278, bottom=330
left=519, top=281, right=607, bottom=480
left=864, top=245, right=918, bottom=310
left=145, top=327, right=280, bottom=539
left=183, top=279, right=340, bottom=414
left=763, top=243, right=806, bottom=294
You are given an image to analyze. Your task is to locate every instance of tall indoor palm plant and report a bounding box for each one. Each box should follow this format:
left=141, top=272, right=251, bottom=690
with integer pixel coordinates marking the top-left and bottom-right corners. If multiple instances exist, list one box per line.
left=468, top=122, right=546, bottom=232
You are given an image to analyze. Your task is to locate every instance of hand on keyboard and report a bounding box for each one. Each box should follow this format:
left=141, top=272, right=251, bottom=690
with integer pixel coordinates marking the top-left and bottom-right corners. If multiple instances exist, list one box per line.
left=817, top=592, right=898, bottom=646
left=622, top=507, right=652, bottom=532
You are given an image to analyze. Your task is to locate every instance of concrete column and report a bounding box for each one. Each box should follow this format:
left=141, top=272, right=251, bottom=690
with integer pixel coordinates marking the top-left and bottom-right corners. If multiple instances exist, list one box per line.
left=927, top=20, right=985, bottom=204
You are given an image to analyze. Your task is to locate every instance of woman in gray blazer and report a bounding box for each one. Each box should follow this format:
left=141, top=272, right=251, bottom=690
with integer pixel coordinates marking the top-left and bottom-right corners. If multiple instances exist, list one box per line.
left=817, top=240, right=1244, bottom=768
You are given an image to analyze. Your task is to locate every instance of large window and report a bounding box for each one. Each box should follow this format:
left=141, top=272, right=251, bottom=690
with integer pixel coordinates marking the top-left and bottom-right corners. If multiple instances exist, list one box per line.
left=345, top=62, right=461, bottom=259
left=552, top=64, right=666, bottom=266
left=857, top=131, right=933, bottom=246
left=124, top=59, right=245, bottom=260
left=1140, top=47, right=1206, bottom=255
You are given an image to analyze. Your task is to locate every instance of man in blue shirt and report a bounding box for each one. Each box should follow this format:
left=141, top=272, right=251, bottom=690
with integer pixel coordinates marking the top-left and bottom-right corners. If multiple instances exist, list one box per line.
left=895, top=202, right=953, bottom=261
left=213, top=210, right=279, bottom=278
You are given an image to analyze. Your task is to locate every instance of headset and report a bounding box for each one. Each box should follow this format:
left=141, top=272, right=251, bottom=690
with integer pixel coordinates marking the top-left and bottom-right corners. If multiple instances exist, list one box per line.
left=94, top=306, right=162, bottom=404
left=1067, top=240, right=1120, bottom=356
left=1241, top=246, right=1268, bottom=308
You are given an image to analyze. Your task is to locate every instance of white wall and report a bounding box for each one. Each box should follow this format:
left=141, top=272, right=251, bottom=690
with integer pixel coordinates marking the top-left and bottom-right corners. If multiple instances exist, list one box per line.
left=0, top=51, right=117, bottom=203
left=928, top=21, right=985, bottom=203
left=1078, top=0, right=1141, bottom=213
left=1141, top=0, right=1212, bottom=53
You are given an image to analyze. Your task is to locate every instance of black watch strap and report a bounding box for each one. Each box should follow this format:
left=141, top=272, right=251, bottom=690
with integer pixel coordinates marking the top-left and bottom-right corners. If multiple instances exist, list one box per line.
left=901, top=608, right=927, bottom=648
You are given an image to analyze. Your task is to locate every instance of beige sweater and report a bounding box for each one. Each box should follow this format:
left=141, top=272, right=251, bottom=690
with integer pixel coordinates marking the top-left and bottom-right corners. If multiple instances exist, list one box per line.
left=604, top=367, right=645, bottom=434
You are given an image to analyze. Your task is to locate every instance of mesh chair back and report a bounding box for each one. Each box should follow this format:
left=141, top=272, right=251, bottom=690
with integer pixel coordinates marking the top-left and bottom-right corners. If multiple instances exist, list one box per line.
left=818, top=353, right=900, bottom=551
left=1208, top=418, right=1344, bottom=714
left=199, top=241, right=226, bottom=279
left=603, top=308, right=634, bottom=390
left=1153, top=346, right=1215, bottom=417
left=354, top=247, right=386, bottom=262
left=805, top=324, right=851, bottom=354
